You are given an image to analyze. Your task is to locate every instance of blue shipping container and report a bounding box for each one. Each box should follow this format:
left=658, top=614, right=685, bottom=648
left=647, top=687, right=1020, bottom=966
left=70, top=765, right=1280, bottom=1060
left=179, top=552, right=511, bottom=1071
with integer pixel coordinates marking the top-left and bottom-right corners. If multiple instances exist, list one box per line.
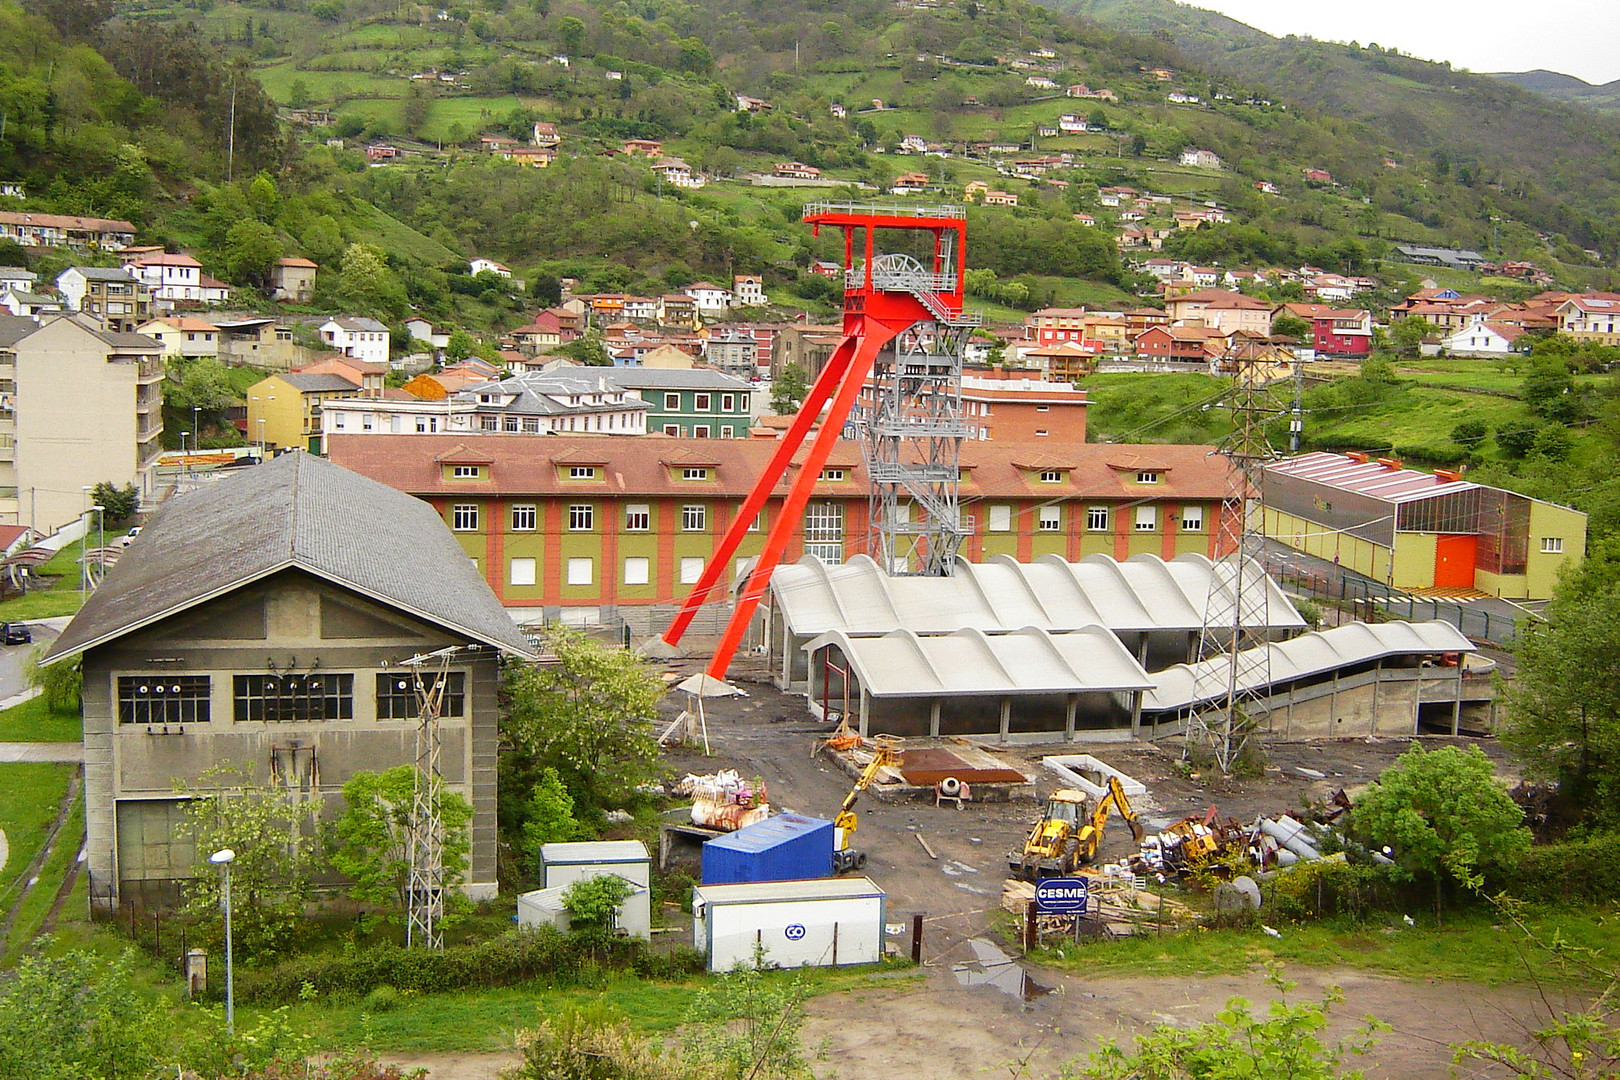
left=701, top=814, right=835, bottom=885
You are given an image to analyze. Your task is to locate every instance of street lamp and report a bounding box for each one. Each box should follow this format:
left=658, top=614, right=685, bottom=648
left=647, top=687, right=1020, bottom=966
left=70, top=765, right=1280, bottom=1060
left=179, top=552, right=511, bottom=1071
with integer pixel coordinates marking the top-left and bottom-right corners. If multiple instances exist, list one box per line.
left=210, top=848, right=236, bottom=1035
left=192, top=404, right=201, bottom=447
left=181, top=430, right=190, bottom=454
left=257, top=417, right=266, bottom=456
left=78, top=487, right=92, bottom=602
left=91, top=505, right=104, bottom=588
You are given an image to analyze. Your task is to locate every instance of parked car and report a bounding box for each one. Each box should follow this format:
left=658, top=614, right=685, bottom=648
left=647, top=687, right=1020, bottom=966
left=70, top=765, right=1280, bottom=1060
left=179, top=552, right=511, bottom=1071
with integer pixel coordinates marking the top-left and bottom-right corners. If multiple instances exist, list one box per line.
left=117, top=526, right=142, bottom=548
left=2, top=622, right=31, bottom=645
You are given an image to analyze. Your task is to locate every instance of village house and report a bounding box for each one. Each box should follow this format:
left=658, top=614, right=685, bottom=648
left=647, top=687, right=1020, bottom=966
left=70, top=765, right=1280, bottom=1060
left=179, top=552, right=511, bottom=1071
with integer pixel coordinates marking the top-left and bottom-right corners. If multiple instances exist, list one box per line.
left=1164, top=290, right=1274, bottom=335
left=1554, top=293, right=1620, bottom=346
left=0, top=211, right=135, bottom=251
left=405, top=317, right=451, bottom=353
left=890, top=172, right=931, bottom=195
left=1441, top=316, right=1525, bottom=357
left=136, top=316, right=219, bottom=359
left=685, top=283, right=735, bottom=315
left=622, top=139, right=663, bottom=157
left=532, top=121, right=560, bottom=146
left=732, top=275, right=767, bottom=308
left=1178, top=148, right=1223, bottom=169
left=55, top=268, right=154, bottom=333
left=215, top=317, right=316, bottom=372
left=470, top=257, right=512, bottom=278
left=1132, top=324, right=1228, bottom=365
left=1025, top=307, right=1090, bottom=346
left=773, top=162, right=821, bottom=180
left=1276, top=303, right=1374, bottom=357
left=652, top=157, right=703, bottom=189
left=272, top=257, right=318, bottom=303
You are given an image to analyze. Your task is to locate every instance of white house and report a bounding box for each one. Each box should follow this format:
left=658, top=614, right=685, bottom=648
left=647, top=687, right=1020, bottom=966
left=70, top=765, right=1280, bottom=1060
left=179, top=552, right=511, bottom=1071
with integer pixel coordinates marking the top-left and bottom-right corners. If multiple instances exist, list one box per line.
left=125, top=253, right=204, bottom=304
left=0, top=267, right=36, bottom=293
left=405, top=317, right=451, bottom=351
left=320, top=316, right=392, bottom=366
left=685, top=282, right=735, bottom=314
left=1179, top=148, right=1223, bottom=169
left=733, top=275, right=766, bottom=307
left=470, top=257, right=512, bottom=278
left=652, top=157, right=703, bottom=189
left=1058, top=113, right=1088, bottom=133
left=1167, top=91, right=1201, bottom=104
left=1442, top=317, right=1523, bottom=357
left=136, top=316, right=219, bottom=358
left=0, top=291, right=58, bottom=318
left=1025, top=76, right=1058, bottom=90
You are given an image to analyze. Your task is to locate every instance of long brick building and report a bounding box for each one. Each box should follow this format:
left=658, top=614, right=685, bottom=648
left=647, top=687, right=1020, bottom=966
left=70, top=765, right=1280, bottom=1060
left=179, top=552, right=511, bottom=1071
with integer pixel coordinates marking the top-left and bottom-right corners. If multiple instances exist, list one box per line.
left=328, top=434, right=1236, bottom=632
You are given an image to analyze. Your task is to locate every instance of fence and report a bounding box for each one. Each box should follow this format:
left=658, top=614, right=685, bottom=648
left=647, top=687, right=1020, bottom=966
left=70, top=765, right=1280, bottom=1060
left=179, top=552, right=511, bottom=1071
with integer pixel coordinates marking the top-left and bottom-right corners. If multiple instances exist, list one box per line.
left=1263, top=554, right=1526, bottom=647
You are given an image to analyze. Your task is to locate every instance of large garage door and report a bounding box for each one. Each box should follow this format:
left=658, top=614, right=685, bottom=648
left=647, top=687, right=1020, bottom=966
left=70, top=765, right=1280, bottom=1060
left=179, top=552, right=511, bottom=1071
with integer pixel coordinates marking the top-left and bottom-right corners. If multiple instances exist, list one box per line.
left=1434, top=534, right=1477, bottom=589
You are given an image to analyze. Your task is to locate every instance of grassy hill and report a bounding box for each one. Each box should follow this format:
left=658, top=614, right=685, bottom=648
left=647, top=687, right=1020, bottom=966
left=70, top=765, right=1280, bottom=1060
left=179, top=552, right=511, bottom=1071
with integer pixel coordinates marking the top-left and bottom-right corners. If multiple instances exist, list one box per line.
left=1490, top=71, right=1620, bottom=118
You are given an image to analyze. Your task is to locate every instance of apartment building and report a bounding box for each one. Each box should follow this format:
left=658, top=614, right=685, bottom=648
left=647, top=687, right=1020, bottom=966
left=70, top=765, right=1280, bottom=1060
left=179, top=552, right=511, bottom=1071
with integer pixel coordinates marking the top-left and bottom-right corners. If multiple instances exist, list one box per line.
left=56, top=268, right=154, bottom=332
left=328, top=435, right=1233, bottom=631
left=610, top=368, right=753, bottom=437
left=0, top=315, right=164, bottom=531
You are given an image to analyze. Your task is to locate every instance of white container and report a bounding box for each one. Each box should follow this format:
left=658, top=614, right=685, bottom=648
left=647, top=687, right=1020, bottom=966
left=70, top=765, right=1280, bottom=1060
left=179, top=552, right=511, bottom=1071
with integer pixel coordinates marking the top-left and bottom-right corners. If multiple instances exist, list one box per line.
left=692, top=877, right=886, bottom=973
left=517, top=878, right=653, bottom=941
left=541, top=840, right=652, bottom=889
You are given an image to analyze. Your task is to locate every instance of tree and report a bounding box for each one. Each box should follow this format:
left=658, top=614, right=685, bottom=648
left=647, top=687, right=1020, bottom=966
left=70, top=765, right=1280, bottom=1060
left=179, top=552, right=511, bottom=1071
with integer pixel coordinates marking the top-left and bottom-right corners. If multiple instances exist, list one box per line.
left=1061, top=969, right=1381, bottom=1080
left=561, top=874, right=633, bottom=941
left=445, top=329, right=475, bottom=363
left=1350, top=745, right=1529, bottom=917
left=554, top=15, right=586, bottom=55
left=335, top=243, right=409, bottom=321
left=771, top=363, right=809, bottom=415
left=25, top=650, right=80, bottom=713
left=164, top=357, right=239, bottom=440
left=1391, top=315, right=1430, bottom=355
left=222, top=219, right=283, bottom=289
left=174, top=762, right=320, bottom=955
left=1504, top=570, right=1620, bottom=825
left=330, top=765, right=473, bottom=916
left=246, top=172, right=280, bottom=223
left=502, top=627, right=664, bottom=808
left=1450, top=419, right=1488, bottom=447
left=0, top=949, right=168, bottom=1080
left=522, top=765, right=588, bottom=861
left=1523, top=358, right=1583, bottom=424
left=1271, top=313, right=1311, bottom=341
left=91, top=481, right=139, bottom=524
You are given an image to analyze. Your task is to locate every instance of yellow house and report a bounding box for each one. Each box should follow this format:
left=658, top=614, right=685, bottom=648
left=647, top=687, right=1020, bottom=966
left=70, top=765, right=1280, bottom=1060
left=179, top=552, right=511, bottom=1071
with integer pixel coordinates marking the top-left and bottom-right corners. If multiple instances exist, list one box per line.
left=1263, top=451, right=1586, bottom=600
left=245, top=372, right=360, bottom=454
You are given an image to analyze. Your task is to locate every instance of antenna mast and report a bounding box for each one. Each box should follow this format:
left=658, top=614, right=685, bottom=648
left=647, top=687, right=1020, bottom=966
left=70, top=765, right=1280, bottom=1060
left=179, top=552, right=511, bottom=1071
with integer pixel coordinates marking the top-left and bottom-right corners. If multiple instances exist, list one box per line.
left=403, top=645, right=460, bottom=949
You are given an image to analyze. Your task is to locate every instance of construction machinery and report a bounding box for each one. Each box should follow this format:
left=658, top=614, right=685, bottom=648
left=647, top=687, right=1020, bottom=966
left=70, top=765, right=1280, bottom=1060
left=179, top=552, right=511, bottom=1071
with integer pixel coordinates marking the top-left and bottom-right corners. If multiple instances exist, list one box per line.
left=1011, top=776, right=1143, bottom=880
left=832, top=737, right=899, bottom=872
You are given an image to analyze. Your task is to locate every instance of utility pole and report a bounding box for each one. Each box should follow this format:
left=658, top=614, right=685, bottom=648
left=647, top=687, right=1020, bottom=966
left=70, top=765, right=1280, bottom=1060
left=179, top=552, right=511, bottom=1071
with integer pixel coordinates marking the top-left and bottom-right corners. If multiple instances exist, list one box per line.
left=1289, top=352, right=1304, bottom=454
left=226, top=77, right=238, bottom=183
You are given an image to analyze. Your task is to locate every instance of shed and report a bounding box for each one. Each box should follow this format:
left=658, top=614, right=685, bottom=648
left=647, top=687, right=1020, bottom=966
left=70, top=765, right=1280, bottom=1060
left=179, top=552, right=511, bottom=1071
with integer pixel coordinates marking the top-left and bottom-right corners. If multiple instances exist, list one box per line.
left=517, top=876, right=653, bottom=940
left=540, top=840, right=652, bottom=889
left=693, top=877, right=886, bottom=972
left=702, top=814, right=834, bottom=885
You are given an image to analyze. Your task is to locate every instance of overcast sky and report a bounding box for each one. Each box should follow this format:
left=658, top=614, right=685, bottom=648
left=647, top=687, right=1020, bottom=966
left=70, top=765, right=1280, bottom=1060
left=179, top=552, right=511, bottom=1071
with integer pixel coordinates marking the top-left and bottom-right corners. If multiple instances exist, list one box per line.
left=1189, top=0, right=1620, bottom=85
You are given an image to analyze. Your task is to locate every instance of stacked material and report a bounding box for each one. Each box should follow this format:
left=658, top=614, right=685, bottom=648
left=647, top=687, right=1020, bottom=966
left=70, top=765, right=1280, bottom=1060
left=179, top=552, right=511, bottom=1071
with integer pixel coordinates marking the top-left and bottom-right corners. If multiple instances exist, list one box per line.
left=674, top=770, right=771, bottom=831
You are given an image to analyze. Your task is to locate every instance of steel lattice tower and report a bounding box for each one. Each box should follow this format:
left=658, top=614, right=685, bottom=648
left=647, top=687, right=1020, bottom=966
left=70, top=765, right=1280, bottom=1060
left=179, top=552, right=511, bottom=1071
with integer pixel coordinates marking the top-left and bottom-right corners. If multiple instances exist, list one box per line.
left=1187, top=356, right=1280, bottom=772
left=859, top=311, right=972, bottom=575
left=405, top=646, right=459, bottom=950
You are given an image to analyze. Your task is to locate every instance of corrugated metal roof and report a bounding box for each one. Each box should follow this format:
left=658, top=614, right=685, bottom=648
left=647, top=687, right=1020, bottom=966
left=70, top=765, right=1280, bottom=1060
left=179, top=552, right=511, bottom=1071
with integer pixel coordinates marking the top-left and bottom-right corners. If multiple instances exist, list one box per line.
left=1265, top=452, right=1476, bottom=505
left=540, top=841, right=650, bottom=865
left=772, top=553, right=1304, bottom=636
left=705, top=815, right=833, bottom=854
left=803, top=625, right=1154, bottom=698
left=1143, top=620, right=1474, bottom=712
left=693, top=877, right=886, bottom=904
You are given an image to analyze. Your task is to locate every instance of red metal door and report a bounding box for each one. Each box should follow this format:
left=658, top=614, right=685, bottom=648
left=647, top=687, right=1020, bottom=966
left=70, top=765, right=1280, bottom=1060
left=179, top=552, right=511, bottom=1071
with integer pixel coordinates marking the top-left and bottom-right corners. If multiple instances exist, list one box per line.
left=1433, top=534, right=1477, bottom=589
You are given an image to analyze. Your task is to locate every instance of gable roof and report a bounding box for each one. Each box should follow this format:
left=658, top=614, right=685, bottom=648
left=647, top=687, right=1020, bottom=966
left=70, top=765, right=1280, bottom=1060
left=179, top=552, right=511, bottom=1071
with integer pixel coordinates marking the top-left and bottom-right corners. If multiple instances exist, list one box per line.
left=45, top=452, right=535, bottom=663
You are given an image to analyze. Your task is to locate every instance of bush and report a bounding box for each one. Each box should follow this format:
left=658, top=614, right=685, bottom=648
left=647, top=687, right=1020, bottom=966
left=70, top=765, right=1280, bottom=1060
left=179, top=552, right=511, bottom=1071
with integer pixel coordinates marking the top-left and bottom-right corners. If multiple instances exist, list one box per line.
left=1488, top=832, right=1620, bottom=904
left=362, top=985, right=400, bottom=1012
left=1262, top=860, right=1407, bottom=923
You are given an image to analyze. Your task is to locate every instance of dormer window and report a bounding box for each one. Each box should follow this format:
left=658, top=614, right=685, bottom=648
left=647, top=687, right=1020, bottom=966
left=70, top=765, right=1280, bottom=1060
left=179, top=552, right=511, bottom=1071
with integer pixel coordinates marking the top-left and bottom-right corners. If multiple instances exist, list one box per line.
left=451, top=465, right=482, bottom=479
left=683, top=467, right=711, bottom=481
left=569, top=465, right=598, bottom=480
left=821, top=468, right=846, bottom=482
left=1136, top=471, right=1161, bottom=484
left=1039, top=470, right=1063, bottom=483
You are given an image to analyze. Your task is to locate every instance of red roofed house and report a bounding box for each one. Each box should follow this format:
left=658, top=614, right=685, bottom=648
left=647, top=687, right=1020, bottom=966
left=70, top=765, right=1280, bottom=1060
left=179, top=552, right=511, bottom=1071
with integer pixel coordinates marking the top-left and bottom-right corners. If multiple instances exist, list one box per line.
left=1277, top=303, right=1372, bottom=357
left=272, top=256, right=318, bottom=303
left=1554, top=293, right=1620, bottom=347
left=1025, top=307, right=1089, bottom=346
left=1132, top=324, right=1228, bottom=364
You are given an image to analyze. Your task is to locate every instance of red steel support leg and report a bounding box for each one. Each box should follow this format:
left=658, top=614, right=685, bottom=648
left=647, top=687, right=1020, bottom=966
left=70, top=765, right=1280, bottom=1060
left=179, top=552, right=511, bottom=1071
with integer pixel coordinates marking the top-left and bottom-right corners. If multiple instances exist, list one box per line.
left=660, top=335, right=860, bottom=647
left=705, top=322, right=902, bottom=680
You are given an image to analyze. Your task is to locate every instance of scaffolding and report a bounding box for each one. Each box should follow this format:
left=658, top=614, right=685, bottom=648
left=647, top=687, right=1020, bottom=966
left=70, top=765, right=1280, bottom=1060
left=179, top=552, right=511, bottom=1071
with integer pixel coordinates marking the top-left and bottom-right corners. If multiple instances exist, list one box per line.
left=1186, top=357, right=1280, bottom=772
left=403, top=645, right=460, bottom=950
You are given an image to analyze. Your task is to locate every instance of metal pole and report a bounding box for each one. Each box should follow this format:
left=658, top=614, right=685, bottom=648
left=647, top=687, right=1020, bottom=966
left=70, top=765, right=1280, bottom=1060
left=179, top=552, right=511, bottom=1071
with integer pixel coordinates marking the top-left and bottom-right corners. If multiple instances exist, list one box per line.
left=221, top=861, right=234, bottom=1035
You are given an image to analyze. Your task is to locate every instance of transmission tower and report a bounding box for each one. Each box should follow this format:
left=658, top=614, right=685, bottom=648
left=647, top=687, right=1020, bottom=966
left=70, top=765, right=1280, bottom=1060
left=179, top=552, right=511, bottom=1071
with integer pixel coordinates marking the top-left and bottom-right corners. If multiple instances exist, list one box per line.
left=860, top=312, right=972, bottom=575
left=403, top=645, right=460, bottom=950
left=1187, top=354, right=1282, bottom=772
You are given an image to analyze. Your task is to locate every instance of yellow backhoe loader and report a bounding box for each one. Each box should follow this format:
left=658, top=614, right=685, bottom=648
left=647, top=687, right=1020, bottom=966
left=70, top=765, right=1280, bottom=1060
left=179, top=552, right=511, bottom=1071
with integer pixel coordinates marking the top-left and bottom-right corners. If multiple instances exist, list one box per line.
left=832, top=737, right=898, bottom=872
left=1011, top=775, right=1143, bottom=879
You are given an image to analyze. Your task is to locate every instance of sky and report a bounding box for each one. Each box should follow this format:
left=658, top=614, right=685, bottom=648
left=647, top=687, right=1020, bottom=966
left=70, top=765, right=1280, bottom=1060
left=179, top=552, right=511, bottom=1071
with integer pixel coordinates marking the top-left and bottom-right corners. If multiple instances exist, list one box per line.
left=1187, top=0, right=1620, bottom=85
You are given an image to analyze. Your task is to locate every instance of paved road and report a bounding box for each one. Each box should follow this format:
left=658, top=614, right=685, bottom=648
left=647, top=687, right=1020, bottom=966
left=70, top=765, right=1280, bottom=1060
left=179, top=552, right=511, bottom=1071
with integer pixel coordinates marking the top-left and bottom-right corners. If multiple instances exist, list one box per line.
left=0, top=620, right=60, bottom=701
left=0, top=742, right=82, bottom=762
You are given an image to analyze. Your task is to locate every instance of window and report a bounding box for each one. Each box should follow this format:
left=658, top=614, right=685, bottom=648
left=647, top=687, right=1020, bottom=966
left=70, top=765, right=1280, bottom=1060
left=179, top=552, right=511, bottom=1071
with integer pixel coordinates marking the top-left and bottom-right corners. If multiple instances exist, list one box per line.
left=664, top=424, right=681, bottom=436
left=1087, top=506, right=1109, bottom=531
left=569, top=504, right=593, bottom=531
left=118, top=676, right=211, bottom=725
left=682, top=504, right=707, bottom=532
left=721, top=393, right=735, bottom=411
left=805, top=501, right=844, bottom=564
left=625, top=504, right=650, bottom=531
left=510, top=557, right=537, bottom=585
left=682, top=467, right=710, bottom=481
left=376, top=672, right=464, bottom=720
left=1039, top=506, right=1061, bottom=532
left=693, top=425, right=710, bottom=438
left=821, top=468, right=846, bottom=482
left=1035, top=429, right=1049, bottom=437
left=566, top=558, right=593, bottom=585
left=333, top=413, right=346, bottom=430
left=1135, top=506, right=1157, bottom=532
left=503, top=416, right=520, bottom=432
left=523, top=417, right=540, bottom=433
left=988, top=505, right=1012, bottom=532
left=721, top=426, right=735, bottom=438
left=1036, top=404, right=1050, bottom=412
left=569, top=465, right=597, bottom=479
left=1136, top=471, right=1160, bottom=484
left=511, top=504, right=537, bottom=531
left=664, top=392, right=681, bottom=410
left=623, top=557, right=650, bottom=584
left=694, top=393, right=712, bottom=411
left=480, top=416, right=499, bottom=432
left=1180, top=505, right=1203, bottom=532
left=452, top=464, right=481, bottom=478
left=452, top=504, right=479, bottom=531
left=1541, top=537, right=1564, bottom=554
left=233, top=673, right=353, bottom=722
left=680, top=557, right=704, bottom=583
left=1039, top=470, right=1063, bottom=483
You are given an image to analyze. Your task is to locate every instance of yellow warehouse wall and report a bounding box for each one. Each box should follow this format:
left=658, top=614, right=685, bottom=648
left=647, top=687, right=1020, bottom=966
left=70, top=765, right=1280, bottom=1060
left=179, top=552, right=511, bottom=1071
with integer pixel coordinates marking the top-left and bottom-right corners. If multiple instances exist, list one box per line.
left=1264, top=508, right=1393, bottom=584
left=1390, top=532, right=1438, bottom=591
left=1524, top=501, right=1587, bottom=600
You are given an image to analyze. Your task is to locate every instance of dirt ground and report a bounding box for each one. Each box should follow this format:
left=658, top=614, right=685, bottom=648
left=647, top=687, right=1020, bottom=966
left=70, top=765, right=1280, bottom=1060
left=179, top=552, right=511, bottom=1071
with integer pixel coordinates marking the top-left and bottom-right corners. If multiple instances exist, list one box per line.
left=377, top=655, right=1557, bottom=1080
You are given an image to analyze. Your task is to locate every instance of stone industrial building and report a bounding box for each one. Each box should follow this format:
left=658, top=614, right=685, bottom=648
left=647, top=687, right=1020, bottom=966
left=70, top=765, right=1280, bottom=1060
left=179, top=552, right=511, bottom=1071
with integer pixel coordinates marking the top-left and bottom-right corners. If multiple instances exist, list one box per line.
left=45, top=453, right=535, bottom=912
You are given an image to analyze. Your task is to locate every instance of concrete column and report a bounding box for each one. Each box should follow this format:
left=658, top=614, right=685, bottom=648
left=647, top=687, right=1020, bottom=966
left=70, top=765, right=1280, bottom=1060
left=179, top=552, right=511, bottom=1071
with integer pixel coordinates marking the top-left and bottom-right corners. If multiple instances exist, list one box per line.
left=1452, top=663, right=1463, bottom=736
left=859, top=687, right=870, bottom=738
left=1129, top=690, right=1143, bottom=739
left=930, top=699, right=942, bottom=738
left=999, top=697, right=1011, bottom=744
left=1064, top=693, right=1078, bottom=742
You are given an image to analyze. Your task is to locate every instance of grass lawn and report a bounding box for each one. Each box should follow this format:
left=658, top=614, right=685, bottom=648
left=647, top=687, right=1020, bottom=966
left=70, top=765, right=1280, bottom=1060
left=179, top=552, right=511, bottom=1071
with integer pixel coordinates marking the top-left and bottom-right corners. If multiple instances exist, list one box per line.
left=0, top=694, right=81, bottom=743
left=2, top=792, right=83, bottom=962
left=1032, top=906, right=1620, bottom=988
left=259, top=964, right=919, bottom=1054
left=0, top=763, right=74, bottom=917
left=1078, top=371, right=1235, bottom=443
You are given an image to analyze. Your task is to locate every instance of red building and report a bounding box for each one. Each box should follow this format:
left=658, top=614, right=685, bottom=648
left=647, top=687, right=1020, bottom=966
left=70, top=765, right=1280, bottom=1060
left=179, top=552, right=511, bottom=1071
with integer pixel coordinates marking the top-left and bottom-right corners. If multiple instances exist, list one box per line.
left=1024, top=307, right=1090, bottom=346
left=1278, top=303, right=1372, bottom=357
left=1132, top=324, right=1226, bottom=363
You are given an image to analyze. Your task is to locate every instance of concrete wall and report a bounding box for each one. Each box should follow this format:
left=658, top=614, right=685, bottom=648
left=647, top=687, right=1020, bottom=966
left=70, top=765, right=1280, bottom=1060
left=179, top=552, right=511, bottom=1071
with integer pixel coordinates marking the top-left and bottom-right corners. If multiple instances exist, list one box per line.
left=82, top=569, right=500, bottom=911
left=1389, top=531, right=1438, bottom=591
left=1265, top=507, right=1394, bottom=584
left=16, top=317, right=158, bottom=533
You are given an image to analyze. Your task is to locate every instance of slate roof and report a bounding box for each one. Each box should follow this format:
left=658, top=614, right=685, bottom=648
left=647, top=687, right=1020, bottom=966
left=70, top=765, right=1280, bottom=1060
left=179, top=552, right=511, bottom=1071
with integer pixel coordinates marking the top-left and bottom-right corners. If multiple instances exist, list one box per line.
left=46, top=451, right=535, bottom=662
left=0, top=315, right=38, bottom=347
left=607, top=368, right=752, bottom=391
left=280, top=372, right=361, bottom=392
